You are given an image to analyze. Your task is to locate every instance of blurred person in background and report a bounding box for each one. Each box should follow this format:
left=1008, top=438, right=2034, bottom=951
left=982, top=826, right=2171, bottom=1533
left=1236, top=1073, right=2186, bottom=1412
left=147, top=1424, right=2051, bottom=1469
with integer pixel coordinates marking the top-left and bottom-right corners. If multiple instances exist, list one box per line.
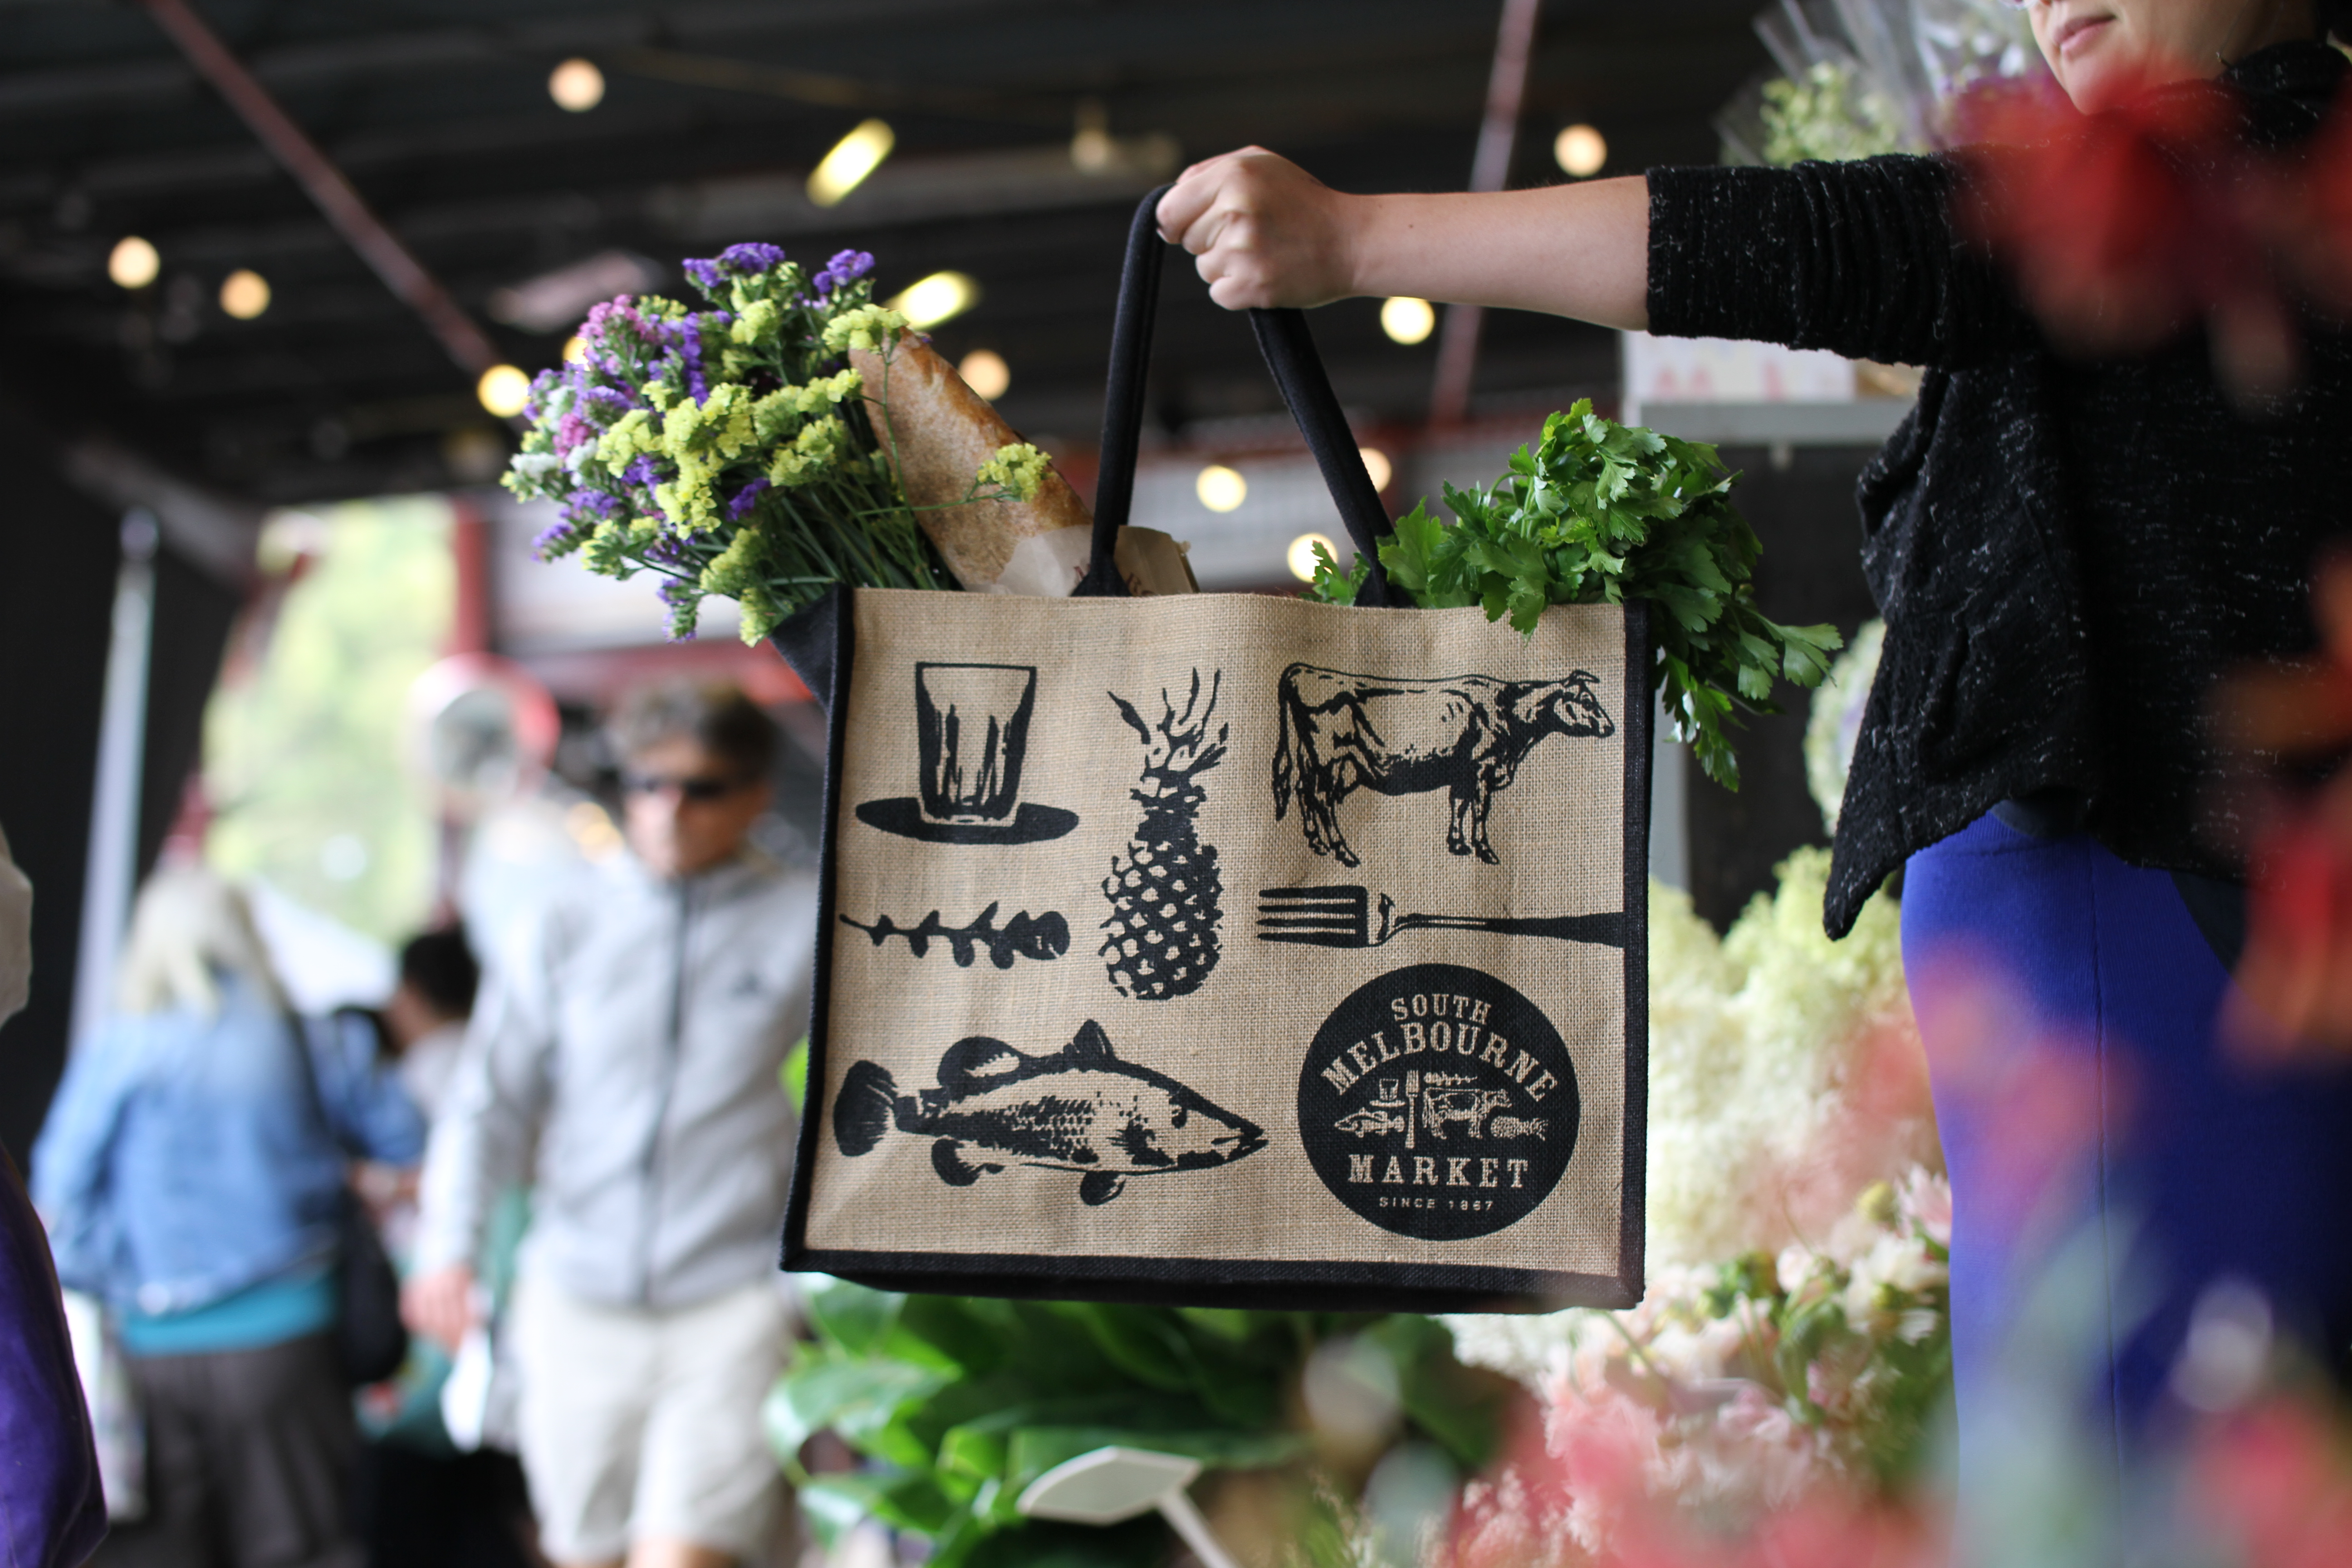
left=349, top=923, right=535, bottom=1568
left=0, top=823, right=108, bottom=1566
left=404, top=682, right=817, bottom=1568
left=33, top=865, right=424, bottom=1568
left=382, top=927, right=479, bottom=1130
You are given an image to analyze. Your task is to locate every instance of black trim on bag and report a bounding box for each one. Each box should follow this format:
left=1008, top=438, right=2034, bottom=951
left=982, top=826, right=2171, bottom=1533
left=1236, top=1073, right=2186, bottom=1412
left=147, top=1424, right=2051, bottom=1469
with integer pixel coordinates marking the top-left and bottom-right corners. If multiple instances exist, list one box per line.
left=789, top=1247, right=1639, bottom=1314
left=1617, top=603, right=1652, bottom=1308
left=780, top=584, right=854, bottom=1277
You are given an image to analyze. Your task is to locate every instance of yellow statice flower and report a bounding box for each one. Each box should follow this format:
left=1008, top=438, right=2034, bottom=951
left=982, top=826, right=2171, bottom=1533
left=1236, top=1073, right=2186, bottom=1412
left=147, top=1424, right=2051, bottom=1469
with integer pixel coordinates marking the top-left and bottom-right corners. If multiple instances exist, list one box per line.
left=730, top=299, right=780, bottom=346
left=975, top=442, right=1051, bottom=503
left=655, top=451, right=721, bottom=534
left=767, top=416, right=848, bottom=489
left=698, top=525, right=786, bottom=642
left=661, top=382, right=755, bottom=463
left=595, top=409, right=656, bottom=469
left=820, top=304, right=907, bottom=355
left=581, top=519, right=658, bottom=577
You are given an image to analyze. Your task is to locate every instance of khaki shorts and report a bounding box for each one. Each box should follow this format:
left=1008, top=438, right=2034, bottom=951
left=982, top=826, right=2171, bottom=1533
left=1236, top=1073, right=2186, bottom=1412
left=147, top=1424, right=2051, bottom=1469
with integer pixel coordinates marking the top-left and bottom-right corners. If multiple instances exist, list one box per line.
left=512, top=1274, right=789, bottom=1562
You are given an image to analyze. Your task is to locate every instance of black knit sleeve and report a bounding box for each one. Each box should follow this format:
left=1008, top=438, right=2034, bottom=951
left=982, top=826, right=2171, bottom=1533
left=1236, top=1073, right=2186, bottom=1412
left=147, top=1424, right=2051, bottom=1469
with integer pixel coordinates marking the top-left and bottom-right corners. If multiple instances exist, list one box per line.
left=1646, top=157, right=2037, bottom=368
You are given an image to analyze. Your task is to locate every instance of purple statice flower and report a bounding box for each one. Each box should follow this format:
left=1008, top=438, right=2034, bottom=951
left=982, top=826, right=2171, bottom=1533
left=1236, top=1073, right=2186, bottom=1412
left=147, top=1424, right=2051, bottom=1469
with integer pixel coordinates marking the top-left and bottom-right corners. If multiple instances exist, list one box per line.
left=726, top=477, right=771, bottom=520
left=677, top=319, right=710, bottom=405
left=812, top=248, right=874, bottom=295
left=681, top=258, right=725, bottom=294
left=580, top=384, right=636, bottom=413
left=622, top=455, right=662, bottom=490
left=532, top=517, right=579, bottom=558
left=656, top=576, right=700, bottom=642
left=720, top=242, right=788, bottom=274
left=554, top=412, right=595, bottom=458
left=564, top=488, right=620, bottom=521
left=642, top=532, right=690, bottom=570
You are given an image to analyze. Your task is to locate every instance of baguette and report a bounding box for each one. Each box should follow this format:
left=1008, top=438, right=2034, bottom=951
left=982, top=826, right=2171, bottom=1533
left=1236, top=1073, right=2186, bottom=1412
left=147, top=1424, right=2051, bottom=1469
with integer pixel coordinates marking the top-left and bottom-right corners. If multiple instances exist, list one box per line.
left=850, top=332, right=1092, bottom=591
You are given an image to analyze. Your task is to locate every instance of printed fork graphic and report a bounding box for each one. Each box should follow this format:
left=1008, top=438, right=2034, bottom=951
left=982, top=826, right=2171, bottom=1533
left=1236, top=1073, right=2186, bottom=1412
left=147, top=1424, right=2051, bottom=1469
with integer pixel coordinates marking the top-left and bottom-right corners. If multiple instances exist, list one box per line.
left=1255, top=886, right=1627, bottom=949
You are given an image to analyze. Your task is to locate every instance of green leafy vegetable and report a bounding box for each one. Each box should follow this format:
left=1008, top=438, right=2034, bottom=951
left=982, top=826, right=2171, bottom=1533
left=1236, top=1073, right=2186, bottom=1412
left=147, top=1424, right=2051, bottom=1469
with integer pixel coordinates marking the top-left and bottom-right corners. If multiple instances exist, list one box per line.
left=768, top=1278, right=1517, bottom=1566
left=1305, top=399, right=1842, bottom=789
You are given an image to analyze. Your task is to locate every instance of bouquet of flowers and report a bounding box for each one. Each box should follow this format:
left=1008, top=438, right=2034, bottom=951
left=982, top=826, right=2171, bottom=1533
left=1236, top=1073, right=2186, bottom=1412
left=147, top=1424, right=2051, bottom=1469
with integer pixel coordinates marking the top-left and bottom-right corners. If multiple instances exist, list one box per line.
left=503, top=244, right=1068, bottom=643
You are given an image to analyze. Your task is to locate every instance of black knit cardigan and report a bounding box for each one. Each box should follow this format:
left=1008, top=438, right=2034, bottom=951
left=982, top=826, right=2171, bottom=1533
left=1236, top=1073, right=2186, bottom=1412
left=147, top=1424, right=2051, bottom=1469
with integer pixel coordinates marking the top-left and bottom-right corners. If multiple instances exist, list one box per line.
left=1647, top=41, right=2352, bottom=938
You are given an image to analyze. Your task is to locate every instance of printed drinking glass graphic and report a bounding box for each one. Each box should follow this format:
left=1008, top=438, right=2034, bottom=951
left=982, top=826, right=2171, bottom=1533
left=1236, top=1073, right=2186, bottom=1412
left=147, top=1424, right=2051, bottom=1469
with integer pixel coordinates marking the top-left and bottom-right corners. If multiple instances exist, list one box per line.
left=855, top=662, right=1079, bottom=844
left=921, top=663, right=1033, bottom=822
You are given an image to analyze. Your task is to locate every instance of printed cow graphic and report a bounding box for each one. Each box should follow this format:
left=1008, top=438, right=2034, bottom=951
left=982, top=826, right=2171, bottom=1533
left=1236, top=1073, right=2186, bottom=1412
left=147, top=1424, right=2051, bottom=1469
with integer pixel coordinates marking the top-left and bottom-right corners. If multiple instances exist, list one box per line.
left=1420, top=1083, right=1512, bottom=1141
left=1272, top=666, right=1614, bottom=867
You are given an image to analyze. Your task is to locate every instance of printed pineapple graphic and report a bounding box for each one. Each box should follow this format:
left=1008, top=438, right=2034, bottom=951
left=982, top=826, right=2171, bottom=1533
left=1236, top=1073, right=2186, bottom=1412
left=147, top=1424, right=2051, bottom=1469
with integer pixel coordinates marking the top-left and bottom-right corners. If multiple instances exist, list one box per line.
left=1101, top=670, right=1229, bottom=1000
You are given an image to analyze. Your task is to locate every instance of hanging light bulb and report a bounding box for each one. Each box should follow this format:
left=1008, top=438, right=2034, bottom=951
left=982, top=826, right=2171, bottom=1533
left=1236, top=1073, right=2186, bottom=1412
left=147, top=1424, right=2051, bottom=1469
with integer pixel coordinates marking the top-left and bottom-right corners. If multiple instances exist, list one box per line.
left=888, top=271, right=979, bottom=329
left=477, top=365, right=532, bottom=417
left=108, top=235, right=160, bottom=289
left=808, top=119, right=895, bottom=207
left=549, top=58, right=605, bottom=112
left=1196, top=464, right=1247, bottom=513
left=1380, top=297, right=1435, bottom=345
left=958, top=349, right=1010, bottom=400
left=219, top=269, right=271, bottom=319
left=1555, top=124, right=1608, bottom=178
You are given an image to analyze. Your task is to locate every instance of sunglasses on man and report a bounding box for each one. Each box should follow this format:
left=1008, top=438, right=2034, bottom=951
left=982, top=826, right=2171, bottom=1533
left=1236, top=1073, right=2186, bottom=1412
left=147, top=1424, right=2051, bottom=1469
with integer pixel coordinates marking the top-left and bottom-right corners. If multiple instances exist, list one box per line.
left=622, top=771, right=755, bottom=803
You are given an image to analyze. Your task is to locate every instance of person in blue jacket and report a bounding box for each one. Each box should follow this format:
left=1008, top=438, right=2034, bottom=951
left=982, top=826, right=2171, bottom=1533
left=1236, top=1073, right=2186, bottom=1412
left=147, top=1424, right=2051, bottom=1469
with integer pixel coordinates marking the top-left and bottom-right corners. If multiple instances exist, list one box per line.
left=34, top=865, right=424, bottom=1568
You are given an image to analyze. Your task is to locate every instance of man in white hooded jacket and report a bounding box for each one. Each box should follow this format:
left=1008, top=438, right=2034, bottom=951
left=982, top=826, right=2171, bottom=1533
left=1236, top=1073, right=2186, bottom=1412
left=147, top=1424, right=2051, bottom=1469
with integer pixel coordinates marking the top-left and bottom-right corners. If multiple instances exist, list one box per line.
left=406, top=684, right=816, bottom=1568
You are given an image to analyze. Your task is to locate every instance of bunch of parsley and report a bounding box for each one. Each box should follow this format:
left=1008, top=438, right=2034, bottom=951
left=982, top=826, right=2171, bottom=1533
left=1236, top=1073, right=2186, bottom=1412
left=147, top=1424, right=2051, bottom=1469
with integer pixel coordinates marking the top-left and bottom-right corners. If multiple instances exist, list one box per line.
left=1306, top=400, right=1842, bottom=789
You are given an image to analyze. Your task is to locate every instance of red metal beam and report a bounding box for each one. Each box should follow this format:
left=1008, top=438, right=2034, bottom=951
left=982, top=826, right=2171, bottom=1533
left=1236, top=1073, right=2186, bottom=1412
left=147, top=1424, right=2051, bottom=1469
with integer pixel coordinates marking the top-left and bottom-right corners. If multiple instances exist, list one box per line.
left=135, top=0, right=502, bottom=379
left=1429, top=0, right=1543, bottom=428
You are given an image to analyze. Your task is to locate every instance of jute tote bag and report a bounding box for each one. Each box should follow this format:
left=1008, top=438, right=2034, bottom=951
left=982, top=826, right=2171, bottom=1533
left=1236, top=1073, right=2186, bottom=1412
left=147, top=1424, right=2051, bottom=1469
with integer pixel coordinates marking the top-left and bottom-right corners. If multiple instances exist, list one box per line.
left=775, top=192, right=1649, bottom=1312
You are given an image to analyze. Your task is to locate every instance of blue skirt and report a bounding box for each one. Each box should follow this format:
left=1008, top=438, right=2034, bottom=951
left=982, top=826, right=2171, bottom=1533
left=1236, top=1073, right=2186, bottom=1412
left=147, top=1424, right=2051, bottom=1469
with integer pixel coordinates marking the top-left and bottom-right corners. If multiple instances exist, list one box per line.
left=1904, top=813, right=2352, bottom=1464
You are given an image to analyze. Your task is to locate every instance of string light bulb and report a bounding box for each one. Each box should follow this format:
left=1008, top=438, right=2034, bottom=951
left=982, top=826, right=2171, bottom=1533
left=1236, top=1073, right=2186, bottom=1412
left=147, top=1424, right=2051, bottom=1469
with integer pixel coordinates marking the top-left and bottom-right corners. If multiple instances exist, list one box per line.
left=108, top=235, right=160, bottom=289
left=1288, top=533, right=1337, bottom=582
left=808, top=119, right=895, bottom=207
left=958, top=349, right=1010, bottom=400
left=549, top=59, right=604, bottom=112
left=888, top=271, right=979, bottom=328
left=219, top=269, right=270, bottom=319
left=1380, top=296, right=1435, bottom=345
left=1357, top=447, right=1392, bottom=491
left=1555, top=123, right=1608, bottom=178
left=477, top=364, right=532, bottom=417
left=1196, top=464, right=1247, bottom=513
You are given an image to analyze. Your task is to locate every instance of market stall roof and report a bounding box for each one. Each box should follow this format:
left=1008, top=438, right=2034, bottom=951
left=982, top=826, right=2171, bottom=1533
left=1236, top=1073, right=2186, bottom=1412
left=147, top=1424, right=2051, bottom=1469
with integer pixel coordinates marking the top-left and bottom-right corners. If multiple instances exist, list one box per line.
left=1, top=0, right=1773, bottom=505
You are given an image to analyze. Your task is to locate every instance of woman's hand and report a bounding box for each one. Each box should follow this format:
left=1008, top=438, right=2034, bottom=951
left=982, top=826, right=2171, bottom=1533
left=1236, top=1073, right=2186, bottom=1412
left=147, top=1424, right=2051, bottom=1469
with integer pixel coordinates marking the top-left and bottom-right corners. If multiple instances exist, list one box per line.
left=401, top=1262, right=478, bottom=1352
left=1157, top=147, right=1364, bottom=309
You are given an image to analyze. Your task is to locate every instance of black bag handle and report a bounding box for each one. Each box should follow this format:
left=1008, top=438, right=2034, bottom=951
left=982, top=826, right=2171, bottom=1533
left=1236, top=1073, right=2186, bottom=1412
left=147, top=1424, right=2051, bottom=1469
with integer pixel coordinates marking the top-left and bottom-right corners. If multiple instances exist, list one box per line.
left=1079, top=186, right=1396, bottom=606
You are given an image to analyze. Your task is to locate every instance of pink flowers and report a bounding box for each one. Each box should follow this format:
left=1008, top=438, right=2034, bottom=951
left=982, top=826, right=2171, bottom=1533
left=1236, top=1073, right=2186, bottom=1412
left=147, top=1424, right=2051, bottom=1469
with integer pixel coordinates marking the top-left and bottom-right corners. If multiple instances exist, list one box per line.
left=1442, top=1172, right=1952, bottom=1568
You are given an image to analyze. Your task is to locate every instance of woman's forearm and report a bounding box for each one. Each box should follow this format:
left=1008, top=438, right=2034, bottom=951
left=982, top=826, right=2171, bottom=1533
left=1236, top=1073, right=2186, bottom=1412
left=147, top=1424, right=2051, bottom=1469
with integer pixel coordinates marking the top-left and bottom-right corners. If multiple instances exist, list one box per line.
left=1157, top=148, right=1651, bottom=330
left=1338, top=179, right=1652, bottom=331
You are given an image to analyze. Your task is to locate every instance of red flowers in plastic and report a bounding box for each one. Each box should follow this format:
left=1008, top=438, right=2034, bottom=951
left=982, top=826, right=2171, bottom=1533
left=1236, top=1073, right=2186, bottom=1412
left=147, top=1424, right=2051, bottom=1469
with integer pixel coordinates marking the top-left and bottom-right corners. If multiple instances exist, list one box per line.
left=2218, top=557, right=2352, bottom=1052
left=1956, top=64, right=2303, bottom=397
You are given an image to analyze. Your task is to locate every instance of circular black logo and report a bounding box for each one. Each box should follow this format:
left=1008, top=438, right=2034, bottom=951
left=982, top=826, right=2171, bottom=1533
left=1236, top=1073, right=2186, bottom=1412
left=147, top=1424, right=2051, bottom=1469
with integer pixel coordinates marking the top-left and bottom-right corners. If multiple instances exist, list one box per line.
left=1298, top=964, right=1579, bottom=1240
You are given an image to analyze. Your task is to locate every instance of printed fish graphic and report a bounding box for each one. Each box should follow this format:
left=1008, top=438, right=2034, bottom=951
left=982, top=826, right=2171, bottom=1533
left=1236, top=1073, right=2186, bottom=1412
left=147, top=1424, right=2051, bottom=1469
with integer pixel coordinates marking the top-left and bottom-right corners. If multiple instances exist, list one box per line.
left=832, top=1020, right=1266, bottom=1206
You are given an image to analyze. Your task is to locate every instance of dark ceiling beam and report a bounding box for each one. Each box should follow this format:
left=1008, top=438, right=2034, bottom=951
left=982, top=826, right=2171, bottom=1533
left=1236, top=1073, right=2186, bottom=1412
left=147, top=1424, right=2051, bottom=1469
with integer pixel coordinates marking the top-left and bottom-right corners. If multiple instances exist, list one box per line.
left=134, top=0, right=501, bottom=377
left=0, top=0, right=1075, bottom=123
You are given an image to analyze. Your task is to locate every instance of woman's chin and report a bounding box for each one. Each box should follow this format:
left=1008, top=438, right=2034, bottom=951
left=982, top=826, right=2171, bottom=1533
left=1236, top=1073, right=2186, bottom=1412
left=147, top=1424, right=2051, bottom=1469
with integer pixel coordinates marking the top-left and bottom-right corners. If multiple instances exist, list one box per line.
left=2062, top=58, right=2140, bottom=115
